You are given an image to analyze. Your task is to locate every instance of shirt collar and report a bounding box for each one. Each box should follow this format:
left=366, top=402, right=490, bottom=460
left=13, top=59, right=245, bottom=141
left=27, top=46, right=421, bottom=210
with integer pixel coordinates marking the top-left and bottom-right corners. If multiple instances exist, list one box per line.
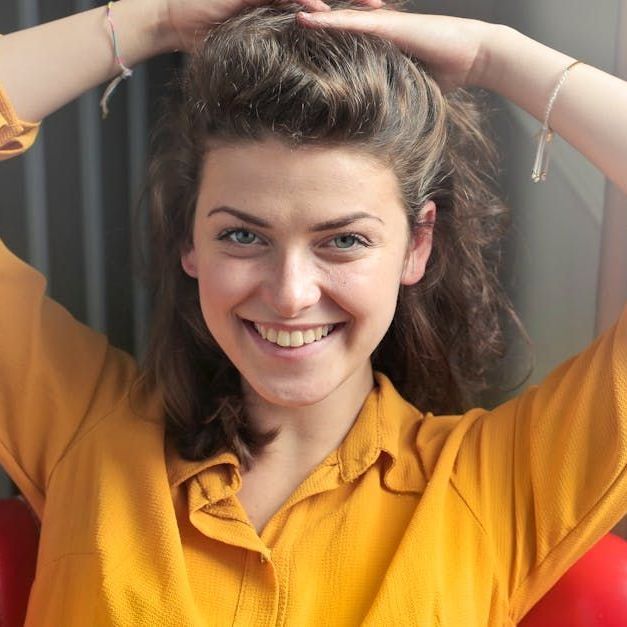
left=166, top=371, right=427, bottom=495
left=166, top=442, right=240, bottom=490
left=337, top=371, right=427, bottom=494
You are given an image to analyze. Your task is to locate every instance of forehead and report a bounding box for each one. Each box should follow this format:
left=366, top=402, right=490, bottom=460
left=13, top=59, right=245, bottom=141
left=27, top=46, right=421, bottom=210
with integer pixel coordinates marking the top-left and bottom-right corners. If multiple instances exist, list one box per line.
left=197, top=138, right=404, bottom=221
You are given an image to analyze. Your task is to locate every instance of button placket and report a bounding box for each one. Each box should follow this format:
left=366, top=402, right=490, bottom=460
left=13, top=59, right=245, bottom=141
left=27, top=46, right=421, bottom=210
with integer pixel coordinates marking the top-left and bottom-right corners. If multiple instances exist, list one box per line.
left=232, top=547, right=279, bottom=625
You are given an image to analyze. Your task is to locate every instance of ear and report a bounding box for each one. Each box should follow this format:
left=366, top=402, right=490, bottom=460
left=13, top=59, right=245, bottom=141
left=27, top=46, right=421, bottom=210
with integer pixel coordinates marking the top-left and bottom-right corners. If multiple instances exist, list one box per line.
left=400, top=200, right=436, bottom=286
left=181, top=246, right=199, bottom=279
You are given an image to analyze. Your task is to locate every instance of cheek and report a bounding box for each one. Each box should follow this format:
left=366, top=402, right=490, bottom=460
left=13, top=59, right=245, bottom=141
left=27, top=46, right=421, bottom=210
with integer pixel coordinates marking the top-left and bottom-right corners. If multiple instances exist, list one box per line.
left=326, top=255, right=403, bottom=324
left=196, top=259, right=254, bottom=319
left=194, top=251, right=403, bottom=331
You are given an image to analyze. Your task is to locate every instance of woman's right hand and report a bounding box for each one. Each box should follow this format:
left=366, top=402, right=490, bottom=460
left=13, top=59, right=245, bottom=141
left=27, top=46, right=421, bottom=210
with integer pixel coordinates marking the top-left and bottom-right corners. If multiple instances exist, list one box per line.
left=160, top=0, right=384, bottom=53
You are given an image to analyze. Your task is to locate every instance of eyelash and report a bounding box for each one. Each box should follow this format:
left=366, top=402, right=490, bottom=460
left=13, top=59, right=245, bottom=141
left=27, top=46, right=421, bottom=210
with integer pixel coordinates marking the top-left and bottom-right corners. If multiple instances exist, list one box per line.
left=216, top=227, right=372, bottom=250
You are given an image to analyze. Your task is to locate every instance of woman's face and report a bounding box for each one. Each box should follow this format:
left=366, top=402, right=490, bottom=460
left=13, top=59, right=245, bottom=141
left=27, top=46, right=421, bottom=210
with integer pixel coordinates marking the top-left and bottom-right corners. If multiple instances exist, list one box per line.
left=182, top=138, right=435, bottom=408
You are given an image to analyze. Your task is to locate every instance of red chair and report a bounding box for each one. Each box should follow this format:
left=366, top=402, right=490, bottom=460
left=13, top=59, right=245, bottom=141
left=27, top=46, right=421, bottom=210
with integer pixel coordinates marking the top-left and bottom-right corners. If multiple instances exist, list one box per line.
left=0, top=497, right=39, bottom=627
left=0, top=497, right=625, bottom=626
left=520, top=532, right=627, bottom=626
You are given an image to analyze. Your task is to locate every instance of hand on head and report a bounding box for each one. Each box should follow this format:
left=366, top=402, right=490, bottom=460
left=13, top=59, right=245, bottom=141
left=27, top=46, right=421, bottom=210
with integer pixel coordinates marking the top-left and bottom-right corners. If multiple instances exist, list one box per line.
left=161, top=0, right=383, bottom=53
left=161, top=0, right=493, bottom=91
left=298, top=5, right=492, bottom=91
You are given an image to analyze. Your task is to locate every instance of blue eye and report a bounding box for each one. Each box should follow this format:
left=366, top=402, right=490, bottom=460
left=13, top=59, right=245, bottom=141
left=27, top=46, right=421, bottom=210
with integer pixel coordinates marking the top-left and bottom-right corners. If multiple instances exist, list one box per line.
left=217, top=228, right=370, bottom=251
left=220, top=229, right=258, bottom=245
left=331, top=234, right=369, bottom=249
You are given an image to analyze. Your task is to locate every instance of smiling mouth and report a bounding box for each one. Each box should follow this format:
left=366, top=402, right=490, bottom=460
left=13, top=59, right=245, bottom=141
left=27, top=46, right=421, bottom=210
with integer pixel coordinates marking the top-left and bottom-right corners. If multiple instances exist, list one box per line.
left=245, top=320, right=341, bottom=348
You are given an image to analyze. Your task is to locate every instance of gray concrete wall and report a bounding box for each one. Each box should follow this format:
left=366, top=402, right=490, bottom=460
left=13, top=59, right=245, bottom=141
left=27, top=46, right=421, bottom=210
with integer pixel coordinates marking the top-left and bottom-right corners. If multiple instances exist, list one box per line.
left=413, top=0, right=621, bottom=384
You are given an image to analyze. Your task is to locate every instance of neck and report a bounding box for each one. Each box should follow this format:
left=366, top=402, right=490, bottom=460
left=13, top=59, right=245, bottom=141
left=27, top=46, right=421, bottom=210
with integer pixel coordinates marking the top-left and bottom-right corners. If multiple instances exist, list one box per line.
left=241, top=363, right=375, bottom=471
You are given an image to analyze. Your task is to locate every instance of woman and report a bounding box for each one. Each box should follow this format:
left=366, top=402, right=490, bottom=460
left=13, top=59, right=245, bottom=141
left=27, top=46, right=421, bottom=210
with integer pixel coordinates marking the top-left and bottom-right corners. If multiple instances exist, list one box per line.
left=0, top=1, right=625, bottom=625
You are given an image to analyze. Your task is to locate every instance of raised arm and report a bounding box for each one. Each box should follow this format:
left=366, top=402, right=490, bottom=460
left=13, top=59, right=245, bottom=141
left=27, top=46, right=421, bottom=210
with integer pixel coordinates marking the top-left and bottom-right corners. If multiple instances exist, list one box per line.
left=0, top=1, right=171, bottom=123
left=481, top=25, right=627, bottom=195
left=0, top=0, right=344, bottom=124
left=298, top=9, right=627, bottom=195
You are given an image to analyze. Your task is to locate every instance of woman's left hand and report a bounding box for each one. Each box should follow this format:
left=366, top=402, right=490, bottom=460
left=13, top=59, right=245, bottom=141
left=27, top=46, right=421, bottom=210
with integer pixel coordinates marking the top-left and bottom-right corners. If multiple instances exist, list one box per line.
left=297, top=8, right=493, bottom=92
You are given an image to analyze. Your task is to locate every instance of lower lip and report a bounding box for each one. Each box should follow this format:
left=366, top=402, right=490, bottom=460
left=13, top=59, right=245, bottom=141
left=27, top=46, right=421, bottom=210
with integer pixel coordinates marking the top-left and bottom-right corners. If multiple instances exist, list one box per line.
left=241, top=319, right=344, bottom=360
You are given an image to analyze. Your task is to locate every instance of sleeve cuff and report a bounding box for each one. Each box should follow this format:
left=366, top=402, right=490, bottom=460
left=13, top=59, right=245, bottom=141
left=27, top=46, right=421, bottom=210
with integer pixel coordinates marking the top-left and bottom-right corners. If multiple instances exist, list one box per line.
left=0, top=81, right=40, bottom=159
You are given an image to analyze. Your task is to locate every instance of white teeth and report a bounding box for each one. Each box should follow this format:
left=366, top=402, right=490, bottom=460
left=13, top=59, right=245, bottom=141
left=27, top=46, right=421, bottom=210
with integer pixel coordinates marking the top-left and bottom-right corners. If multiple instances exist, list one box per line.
left=251, top=322, right=336, bottom=347
left=303, top=329, right=316, bottom=344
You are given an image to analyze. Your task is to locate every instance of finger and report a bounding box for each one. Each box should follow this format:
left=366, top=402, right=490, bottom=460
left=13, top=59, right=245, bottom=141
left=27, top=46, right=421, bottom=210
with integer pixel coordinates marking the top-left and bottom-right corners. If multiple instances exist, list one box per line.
left=296, top=8, right=430, bottom=71
left=297, top=7, right=394, bottom=37
left=354, top=0, right=386, bottom=8
left=291, top=0, right=383, bottom=13
left=262, top=0, right=331, bottom=12
left=294, top=0, right=332, bottom=12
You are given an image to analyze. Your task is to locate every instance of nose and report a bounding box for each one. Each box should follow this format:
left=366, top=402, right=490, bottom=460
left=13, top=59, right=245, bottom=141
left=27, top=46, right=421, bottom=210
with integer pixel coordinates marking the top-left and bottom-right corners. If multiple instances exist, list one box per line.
left=261, top=249, right=322, bottom=318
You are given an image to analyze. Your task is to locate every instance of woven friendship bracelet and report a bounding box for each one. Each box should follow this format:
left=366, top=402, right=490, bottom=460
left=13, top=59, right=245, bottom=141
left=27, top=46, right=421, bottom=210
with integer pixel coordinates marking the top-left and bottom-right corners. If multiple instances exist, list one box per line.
left=100, top=1, right=133, bottom=119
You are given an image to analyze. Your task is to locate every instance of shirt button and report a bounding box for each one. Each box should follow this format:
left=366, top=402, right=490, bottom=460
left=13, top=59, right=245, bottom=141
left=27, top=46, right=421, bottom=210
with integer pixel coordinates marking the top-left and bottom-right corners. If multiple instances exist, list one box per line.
left=260, top=550, right=271, bottom=563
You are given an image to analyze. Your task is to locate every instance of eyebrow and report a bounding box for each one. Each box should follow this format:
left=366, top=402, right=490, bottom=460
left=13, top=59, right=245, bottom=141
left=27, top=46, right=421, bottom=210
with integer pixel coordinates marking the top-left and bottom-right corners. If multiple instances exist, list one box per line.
left=206, top=206, right=384, bottom=231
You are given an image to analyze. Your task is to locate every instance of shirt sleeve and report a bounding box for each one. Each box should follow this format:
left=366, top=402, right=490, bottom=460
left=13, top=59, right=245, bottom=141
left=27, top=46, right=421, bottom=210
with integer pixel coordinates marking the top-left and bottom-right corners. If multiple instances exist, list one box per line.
left=0, top=240, right=140, bottom=520
left=0, top=80, right=40, bottom=159
left=450, top=307, right=627, bottom=623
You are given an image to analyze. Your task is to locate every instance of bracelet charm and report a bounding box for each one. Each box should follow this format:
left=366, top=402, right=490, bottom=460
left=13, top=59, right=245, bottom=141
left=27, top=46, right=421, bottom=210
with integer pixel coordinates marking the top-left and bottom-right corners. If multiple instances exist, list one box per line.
left=531, top=60, right=582, bottom=183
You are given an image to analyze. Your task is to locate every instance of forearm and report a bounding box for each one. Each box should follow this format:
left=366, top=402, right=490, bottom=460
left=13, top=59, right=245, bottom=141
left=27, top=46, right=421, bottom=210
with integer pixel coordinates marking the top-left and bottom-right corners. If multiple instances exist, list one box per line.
left=0, top=0, right=175, bottom=123
left=480, top=25, right=627, bottom=195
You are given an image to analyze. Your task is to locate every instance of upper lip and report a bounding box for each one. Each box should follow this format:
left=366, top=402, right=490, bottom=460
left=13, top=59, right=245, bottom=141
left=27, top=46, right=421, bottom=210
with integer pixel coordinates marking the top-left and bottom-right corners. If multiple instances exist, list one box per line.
left=242, top=318, right=344, bottom=332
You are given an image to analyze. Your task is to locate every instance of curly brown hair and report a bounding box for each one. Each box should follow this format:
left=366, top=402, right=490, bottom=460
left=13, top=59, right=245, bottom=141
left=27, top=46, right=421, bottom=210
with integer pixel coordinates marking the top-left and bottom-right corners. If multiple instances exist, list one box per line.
left=135, top=1, right=523, bottom=471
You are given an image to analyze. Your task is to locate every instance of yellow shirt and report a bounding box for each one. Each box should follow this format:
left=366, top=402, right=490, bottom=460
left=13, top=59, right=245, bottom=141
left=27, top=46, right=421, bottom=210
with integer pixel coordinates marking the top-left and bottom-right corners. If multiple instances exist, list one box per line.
left=1, top=84, right=626, bottom=626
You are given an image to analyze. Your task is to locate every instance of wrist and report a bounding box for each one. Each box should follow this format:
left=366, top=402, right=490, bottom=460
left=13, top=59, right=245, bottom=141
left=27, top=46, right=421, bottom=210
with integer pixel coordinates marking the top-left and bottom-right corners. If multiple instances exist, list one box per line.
left=113, top=0, right=178, bottom=64
left=472, top=23, right=577, bottom=123
left=469, top=23, right=520, bottom=92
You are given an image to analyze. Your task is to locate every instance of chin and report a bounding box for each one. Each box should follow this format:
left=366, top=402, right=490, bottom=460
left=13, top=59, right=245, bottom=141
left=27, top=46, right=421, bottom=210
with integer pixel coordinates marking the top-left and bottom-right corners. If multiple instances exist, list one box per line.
left=244, top=372, right=338, bottom=408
